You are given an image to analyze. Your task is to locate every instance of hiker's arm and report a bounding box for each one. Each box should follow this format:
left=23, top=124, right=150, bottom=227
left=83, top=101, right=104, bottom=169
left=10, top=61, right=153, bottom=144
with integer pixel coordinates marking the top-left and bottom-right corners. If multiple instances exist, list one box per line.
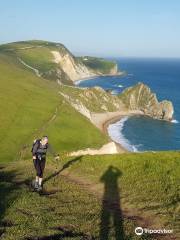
left=32, top=142, right=39, bottom=159
left=48, top=144, right=60, bottom=159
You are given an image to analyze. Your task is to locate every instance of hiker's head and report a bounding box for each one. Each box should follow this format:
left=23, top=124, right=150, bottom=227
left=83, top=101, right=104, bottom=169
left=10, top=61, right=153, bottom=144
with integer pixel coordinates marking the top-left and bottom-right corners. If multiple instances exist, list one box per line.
left=41, top=136, right=48, bottom=145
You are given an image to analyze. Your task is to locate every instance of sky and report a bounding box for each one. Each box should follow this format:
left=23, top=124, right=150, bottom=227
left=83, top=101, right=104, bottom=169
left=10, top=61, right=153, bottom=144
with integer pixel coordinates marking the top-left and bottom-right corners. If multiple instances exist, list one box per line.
left=0, top=0, right=180, bottom=57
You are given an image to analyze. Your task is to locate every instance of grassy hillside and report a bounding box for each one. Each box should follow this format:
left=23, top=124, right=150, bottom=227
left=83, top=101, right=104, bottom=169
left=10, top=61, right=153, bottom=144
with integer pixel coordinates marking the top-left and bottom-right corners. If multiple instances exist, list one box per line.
left=61, top=151, right=180, bottom=236
left=0, top=40, right=73, bottom=85
left=0, top=151, right=179, bottom=239
left=78, top=56, right=117, bottom=74
left=0, top=41, right=119, bottom=85
left=0, top=160, right=151, bottom=240
left=0, top=40, right=179, bottom=239
left=0, top=52, right=107, bottom=162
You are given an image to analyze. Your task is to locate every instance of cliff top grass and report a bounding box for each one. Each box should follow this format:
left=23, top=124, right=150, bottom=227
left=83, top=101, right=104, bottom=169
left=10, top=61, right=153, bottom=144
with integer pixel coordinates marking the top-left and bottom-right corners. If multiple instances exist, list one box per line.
left=77, top=56, right=117, bottom=74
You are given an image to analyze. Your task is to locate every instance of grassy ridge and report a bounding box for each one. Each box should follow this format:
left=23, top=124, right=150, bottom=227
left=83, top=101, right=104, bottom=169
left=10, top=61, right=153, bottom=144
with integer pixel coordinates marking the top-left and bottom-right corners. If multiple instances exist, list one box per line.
left=16, top=47, right=56, bottom=72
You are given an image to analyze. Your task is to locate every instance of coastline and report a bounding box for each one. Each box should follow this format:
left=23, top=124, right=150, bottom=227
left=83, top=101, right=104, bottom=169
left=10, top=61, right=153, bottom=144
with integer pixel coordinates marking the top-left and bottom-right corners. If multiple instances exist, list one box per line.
left=90, top=110, right=143, bottom=153
left=74, top=71, right=125, bottom=85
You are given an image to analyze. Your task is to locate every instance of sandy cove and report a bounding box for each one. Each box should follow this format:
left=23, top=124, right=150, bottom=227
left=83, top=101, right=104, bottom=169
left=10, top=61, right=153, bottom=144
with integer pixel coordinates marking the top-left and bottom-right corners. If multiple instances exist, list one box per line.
left=69, top=110, right=143, bottom=156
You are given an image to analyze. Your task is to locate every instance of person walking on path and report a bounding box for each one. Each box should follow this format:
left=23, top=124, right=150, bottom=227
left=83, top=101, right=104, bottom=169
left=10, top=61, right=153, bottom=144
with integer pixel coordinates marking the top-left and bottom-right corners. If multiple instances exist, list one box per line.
left=31, top=136, right=59, bottom=191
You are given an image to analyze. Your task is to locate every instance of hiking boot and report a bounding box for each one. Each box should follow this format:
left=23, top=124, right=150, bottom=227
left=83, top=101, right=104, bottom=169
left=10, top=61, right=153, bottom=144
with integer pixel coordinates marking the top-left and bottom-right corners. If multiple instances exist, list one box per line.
left=37, top=185, right=43, bottom=192
left=34, top=181, right=39, bottom=190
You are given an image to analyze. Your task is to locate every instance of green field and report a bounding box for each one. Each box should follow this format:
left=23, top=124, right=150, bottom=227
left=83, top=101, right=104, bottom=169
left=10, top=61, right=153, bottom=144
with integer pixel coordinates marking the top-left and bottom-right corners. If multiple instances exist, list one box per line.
left=0, top=41, right=179, bottom=239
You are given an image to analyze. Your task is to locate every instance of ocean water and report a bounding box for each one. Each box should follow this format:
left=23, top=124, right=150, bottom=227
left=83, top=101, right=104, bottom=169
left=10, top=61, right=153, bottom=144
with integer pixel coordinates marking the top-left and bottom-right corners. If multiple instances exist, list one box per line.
left=77, top=58, right=180, bottom=151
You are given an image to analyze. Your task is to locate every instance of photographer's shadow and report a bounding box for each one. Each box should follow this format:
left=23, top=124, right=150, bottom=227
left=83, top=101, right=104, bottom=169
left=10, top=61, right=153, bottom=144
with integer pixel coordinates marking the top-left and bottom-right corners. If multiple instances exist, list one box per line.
left=100, top=166, right=124, bottom=240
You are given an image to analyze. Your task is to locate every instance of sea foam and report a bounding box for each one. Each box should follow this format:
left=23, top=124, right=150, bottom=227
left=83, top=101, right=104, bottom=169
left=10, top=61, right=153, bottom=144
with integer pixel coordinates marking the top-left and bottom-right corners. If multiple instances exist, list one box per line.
left=171, top=119, right=179, bottom=124
left=107, top=117, right=139, bottom=152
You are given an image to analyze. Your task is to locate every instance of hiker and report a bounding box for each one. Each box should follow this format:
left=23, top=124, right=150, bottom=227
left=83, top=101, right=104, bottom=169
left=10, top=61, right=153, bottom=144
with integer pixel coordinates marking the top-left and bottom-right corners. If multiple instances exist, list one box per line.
left=32, top=136, right=59, bottom=191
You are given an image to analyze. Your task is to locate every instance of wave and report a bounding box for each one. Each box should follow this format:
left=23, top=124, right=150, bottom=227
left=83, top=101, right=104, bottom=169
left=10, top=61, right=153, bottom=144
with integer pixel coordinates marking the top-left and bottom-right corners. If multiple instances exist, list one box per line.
left=107, top=117, right=139, bottom=152
left=118, top=84, right=123, bottom=88
left=171, top=119, right=179, bottom=124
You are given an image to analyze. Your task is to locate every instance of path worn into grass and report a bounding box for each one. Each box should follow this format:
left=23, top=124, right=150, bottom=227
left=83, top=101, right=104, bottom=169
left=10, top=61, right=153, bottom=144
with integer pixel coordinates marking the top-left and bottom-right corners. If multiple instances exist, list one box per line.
left=43, top=159, right=177, bottom=240
left=0, top=160, right=177, bottom=240
left=18, top=103, right=61, bottom=161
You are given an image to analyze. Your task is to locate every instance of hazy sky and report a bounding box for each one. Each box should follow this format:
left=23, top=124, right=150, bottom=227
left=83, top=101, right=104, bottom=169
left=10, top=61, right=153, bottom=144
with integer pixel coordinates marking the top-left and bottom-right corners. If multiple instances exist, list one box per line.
left=0, top=0, right=180, bottom=57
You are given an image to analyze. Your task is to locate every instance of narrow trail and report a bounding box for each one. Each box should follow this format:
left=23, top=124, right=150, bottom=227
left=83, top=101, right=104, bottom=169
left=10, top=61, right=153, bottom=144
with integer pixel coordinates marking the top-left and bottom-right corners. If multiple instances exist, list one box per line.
left=18, top=103, right=61, bottom=161
left=17, top=57, right=41, bottom=77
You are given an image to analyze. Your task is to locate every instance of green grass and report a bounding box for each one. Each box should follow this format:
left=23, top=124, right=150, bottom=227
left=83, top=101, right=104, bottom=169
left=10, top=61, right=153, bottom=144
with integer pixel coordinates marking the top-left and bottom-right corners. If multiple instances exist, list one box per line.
left=60, top=152, right=180, bottom=235
left=16, top=47, right=57, bottom=72
left=78, top=56, right=117, bottom=74
left=43, top=100, right=108, bottom=153
left=0, top=160, right=154, bottom=240
left=0, top=40, right=73, bottom=84
left=0, top=53, right=107, bottom=162
left=1, top=151, right=179, bottom=239
left=0, top=53, right=59, bottom=162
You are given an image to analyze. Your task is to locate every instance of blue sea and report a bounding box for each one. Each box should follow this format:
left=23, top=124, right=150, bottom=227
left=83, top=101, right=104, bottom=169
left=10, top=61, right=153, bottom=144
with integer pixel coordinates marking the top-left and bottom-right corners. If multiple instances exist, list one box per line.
left=77, top=58, right=180, bottom=152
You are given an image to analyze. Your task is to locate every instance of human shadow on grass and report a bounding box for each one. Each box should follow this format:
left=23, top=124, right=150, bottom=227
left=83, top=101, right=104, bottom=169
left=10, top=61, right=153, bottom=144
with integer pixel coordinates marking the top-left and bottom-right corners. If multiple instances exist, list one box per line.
left=25, top=225, right=94, bottom=240
left=43, top=156, right=82, bottom=184
left=99, top=166, right=124, bottom=240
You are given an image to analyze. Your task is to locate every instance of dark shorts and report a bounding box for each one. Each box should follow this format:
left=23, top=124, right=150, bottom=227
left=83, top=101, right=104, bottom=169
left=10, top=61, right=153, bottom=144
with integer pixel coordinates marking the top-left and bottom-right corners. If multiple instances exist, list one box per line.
left=33, top=158, right=46, bottom=178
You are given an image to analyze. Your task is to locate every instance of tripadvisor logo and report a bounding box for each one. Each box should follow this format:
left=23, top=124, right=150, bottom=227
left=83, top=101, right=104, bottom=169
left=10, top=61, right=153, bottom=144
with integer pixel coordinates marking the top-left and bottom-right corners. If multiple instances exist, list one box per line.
left=135, top=227, right=143, bottom=235
left=135, top=227, right=173, bottom=236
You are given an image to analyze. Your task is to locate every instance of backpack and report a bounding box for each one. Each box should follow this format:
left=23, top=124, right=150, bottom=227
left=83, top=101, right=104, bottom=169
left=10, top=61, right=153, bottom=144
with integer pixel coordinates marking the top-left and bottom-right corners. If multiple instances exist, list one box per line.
left=31, top=139, right=41, bottom=153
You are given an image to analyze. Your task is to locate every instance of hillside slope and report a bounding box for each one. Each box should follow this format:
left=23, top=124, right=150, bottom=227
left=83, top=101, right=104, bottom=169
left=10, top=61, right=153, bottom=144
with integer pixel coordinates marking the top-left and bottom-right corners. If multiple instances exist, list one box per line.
left=0, top=40, right=120, bottom=85
left=0, top=51, right=107, bottom=162
left=0, top=152, right=179, bottom=239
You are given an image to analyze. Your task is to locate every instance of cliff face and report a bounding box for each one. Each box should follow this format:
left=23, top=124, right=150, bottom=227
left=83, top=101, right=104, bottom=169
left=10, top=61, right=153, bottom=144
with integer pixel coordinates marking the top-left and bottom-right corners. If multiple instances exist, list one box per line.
left=51, top=52, right=120, bottom=82
left=119, top=83, right=174, bottom=121
left=51, top=51, right=96, bottom=81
